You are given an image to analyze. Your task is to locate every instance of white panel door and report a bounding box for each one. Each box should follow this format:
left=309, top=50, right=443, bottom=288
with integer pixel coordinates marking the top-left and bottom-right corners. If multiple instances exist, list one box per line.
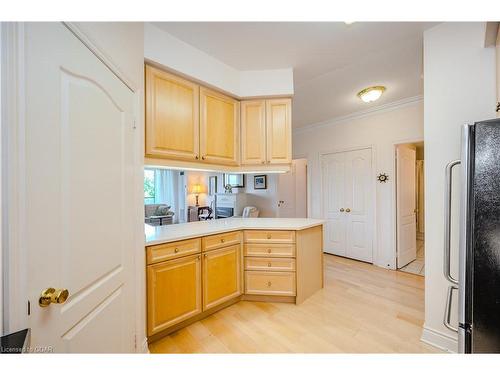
left=321, top=153, right=346, bottom=256
left=396, top=145, right=417, bottom=268
left=344, top=149, right=373, bottom=262
left=25, top=23, right=136, bottom=352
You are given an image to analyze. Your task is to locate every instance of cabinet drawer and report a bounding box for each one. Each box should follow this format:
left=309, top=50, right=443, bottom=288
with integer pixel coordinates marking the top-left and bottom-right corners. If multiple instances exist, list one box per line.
left=243, top=230, right=295, bottom=244
left=146, top=238, right=201, bottom=265
left=202, top=231, right=241, bottom=252
left=245, top=271, right=296, bottom=296
left=244, top=243, right=296, bottom=258
left=244, top=257, right=296, bottom=272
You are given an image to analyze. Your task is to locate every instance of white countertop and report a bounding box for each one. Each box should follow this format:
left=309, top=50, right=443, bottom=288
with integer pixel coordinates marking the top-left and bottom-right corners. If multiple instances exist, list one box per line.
left=145, top=217, right=324, bottom=246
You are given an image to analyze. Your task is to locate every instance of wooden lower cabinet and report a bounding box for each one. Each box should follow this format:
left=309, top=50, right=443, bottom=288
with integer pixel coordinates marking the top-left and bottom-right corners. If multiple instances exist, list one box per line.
left=245, top=271, right=296, bottom=296
left=147, top=254, right=202, bottom=336
left=202, top=244, right=242, bottom=311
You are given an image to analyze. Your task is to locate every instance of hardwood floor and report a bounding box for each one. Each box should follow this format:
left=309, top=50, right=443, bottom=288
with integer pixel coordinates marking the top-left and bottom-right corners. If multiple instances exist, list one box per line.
left=149, top=254, right=440, bottom=353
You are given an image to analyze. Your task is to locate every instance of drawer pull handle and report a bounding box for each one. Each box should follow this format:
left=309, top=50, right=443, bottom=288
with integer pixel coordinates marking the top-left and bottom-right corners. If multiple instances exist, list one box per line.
left=267, top=249, right=271, bottom=254
left=174, top=248, right=179, bottom=253
left=221, top=238, right=225, bottom=243
left=267, top=234, right=272, bottom=239
left=267, top=281, right=272, bottom=287
left=268, top=262, right=272, bottom=267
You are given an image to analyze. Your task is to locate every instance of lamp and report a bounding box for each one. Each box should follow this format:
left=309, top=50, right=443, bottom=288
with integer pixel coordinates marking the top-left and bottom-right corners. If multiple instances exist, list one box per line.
left=357, top=86, right=386, bottom=103
left=191, top=183, right=204, bottom=206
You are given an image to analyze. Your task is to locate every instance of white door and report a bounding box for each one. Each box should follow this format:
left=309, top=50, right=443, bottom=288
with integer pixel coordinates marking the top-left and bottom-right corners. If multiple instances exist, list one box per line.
left=25, top=23, right=137, bottom=352
left=277, top=159, right=307, bottom=218
left=321, top=149, right=373, bottom=262
left=396, top=145, right=417, bottom=268
left=344, top=149, right=373, bottom=262
left=321, top=153, right=347, bottom=256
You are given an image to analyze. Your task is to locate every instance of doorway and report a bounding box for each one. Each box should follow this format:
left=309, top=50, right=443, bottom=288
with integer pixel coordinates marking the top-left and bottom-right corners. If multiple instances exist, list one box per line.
left=396, top=142, right=425, bottom=276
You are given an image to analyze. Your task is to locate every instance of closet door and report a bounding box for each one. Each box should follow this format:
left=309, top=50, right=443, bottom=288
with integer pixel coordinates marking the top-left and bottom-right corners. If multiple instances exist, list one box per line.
left=344, top=149, right=373, bottom=262
left=321, top=152, right=347, bottom=256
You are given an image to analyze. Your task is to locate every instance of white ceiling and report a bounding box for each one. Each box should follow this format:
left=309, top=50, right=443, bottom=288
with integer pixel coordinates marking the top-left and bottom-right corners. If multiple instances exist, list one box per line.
left=152, top=22, right=437, bottom=128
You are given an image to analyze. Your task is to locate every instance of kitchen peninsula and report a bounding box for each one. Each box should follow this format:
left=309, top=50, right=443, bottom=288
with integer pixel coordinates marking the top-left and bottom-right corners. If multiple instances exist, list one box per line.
left=145, top=218, right=324, bottom=341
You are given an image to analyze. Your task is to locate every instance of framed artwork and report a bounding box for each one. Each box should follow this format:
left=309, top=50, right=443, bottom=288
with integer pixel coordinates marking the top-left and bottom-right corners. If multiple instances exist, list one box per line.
left=223, top=173, right=245, bottom=188
left=208, top=176, right=217, bottom=195
left=254, top=175, right=267, bottom=190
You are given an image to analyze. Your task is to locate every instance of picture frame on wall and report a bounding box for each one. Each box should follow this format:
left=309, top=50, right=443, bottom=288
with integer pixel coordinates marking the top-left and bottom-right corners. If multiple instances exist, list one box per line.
left=254, top=175, right=267, bottom=190
left=208, top=176, right=217, bottom=196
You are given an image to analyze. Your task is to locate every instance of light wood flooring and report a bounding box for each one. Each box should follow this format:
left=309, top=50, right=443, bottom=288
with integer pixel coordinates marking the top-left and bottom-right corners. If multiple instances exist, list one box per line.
left=149, top=254, right=440, bottom=353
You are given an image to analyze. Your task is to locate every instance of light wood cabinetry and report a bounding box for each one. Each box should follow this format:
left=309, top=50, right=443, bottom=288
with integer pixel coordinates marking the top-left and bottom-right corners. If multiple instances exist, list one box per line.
left=244, top=257, right=296, bottom=272
left=243, top=230, right=295, bottom=244
left=202, top=231, right=242, bottom=252
left=241, top=100, right=267, bottom=165
left=200, top=87, right=240, bottom=166
left=147, top=254, right=202, bottom=336
left=266, top=98, right=292, bottom=164
left=202, top=244, right=242, bottom=310
left=145, top=65, right=200, bottom=161
left=240, top=98, right=292, bottom=166
left=245, top=271, right=296, bottom=296
left=145, top=65, right=292, bottom=170
left=147, top=238, right=201, bottom=265
left=244, top=243, right=296, bottom=258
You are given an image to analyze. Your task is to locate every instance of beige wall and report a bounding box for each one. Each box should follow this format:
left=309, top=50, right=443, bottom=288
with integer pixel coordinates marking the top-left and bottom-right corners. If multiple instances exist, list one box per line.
left=293, top=100, right=424, bottom=269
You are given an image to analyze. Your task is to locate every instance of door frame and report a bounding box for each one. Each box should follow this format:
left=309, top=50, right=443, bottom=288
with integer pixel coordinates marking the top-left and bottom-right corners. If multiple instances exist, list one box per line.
left=1, top=22, right=146, bottom=352
left=318, top=145, right=377, bottom=263
left=392, top=137, right=424, bottom=270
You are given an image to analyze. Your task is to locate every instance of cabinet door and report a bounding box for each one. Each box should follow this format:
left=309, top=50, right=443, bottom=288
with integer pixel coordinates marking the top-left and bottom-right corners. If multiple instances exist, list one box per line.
left=145, top=65, right=200, bottom=161
left=266, top=98, right=292, bottom=164
left=147, top=254, right=202, bottom=336
left=241, top=100, right=266, bottom=165
left=200, top=87, right=240, bottom=165
left=202, top=244, right=242, bottom=310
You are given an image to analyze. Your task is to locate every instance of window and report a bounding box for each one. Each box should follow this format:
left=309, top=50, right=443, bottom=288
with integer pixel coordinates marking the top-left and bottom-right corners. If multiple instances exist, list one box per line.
left=144, top=169, right=155, bottom=204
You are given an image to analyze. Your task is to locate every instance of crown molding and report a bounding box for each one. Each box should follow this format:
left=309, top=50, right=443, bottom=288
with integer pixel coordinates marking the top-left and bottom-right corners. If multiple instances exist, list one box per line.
left=293, top=95, right=423, bottom=135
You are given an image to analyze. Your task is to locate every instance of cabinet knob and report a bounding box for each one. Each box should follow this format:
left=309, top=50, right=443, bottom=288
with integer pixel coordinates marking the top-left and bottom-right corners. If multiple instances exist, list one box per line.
left=201, top=155, right=206, bottom=160
left=267, top=281, right=272, bottom=287
left=261, top=161, right=265, bottom=164
left=195, top=155, right=199, bottom=160
left=267, top=234, right=272, bottom=239
left=204, top=254, right=207, bottom=258
left=220, top=238, right=225, bottom=243
left=197, top=255, right=200, bottom=260
left=267, top=248, right=272, bottom=254
left=174, top=248, right=179, bottom=253
left=268, top=262, right=271, bottom=267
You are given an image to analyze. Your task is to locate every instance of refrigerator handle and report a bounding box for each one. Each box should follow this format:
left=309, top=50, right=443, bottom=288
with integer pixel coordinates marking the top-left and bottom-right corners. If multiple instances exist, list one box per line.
left=444, top=285, right=459, bottom=332
left=444, top=160, right=460, bottom=285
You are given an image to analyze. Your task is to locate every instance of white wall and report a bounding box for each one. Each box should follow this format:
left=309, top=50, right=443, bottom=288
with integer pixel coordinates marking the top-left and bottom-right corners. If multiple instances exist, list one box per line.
left=293, top=100, right=424, bottom=269
left=422, top=22, right=496, bottom=352
left=144, top=23, right=294, bottom=98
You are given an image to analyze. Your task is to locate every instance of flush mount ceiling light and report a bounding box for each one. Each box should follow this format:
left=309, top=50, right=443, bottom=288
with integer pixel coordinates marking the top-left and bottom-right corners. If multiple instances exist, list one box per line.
left=357, top=86, right=386, bottom=103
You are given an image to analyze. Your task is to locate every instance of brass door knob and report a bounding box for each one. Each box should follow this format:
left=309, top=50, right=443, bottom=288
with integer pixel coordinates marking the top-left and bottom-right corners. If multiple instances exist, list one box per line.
left=345, top=208, right=351, bottom=213
left=340, top=208, right=344, bottom=212
left=39, top=288, right=69, bottom=307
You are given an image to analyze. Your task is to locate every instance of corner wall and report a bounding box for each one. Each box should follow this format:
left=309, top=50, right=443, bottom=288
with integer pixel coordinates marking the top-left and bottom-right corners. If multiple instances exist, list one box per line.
left=422, top=22, right=496, bottom=352
left=293, top=100, right=424, bottom=269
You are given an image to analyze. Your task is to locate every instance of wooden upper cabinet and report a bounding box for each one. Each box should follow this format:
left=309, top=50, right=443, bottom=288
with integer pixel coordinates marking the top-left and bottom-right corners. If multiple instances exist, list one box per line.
left=266, top=98, right=292, bottom=164
left=147, top=254, right=202, bottom=336
left=240, top=100, right=266, bottom=165
left=202, top=244, right=242, bottom=311
left=200, top=87, right=240, bottom=166
left=145, top=65, right=200, bottom=161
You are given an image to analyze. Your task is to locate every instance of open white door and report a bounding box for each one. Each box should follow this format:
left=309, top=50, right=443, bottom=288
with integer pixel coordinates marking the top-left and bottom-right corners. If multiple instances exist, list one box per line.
left=396, top=145, right=417, bottom=268
left=277, top=159, right=307, bottom=218
left=24, top=23, right=137, bottom=352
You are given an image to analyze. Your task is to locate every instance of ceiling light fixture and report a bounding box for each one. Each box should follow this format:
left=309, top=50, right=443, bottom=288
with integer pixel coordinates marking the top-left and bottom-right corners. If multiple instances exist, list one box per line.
left=357, top=86, right=386, bottom=103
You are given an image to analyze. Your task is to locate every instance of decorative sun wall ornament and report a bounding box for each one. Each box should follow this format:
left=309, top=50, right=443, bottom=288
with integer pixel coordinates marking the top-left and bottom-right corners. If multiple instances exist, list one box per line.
left=377, top=173, right=389, bottom=183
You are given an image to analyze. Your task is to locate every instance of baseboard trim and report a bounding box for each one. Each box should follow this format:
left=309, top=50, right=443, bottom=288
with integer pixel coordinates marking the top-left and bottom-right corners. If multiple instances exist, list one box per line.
left=421, top=325, right=458, bottom=353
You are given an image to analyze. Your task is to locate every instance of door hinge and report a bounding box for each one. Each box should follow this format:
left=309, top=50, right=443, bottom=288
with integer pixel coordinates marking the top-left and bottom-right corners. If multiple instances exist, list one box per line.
left=27, top=300, right=31, bottom=316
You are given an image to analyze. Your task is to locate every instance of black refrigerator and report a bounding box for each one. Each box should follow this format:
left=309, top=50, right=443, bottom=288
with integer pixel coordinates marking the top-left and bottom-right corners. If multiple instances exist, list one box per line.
left=444, top=118, right=500, bottom=353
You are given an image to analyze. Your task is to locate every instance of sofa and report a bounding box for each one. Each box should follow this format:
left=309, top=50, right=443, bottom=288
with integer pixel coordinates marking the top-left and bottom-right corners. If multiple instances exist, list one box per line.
left=145, top=204, right=175, bottom=226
